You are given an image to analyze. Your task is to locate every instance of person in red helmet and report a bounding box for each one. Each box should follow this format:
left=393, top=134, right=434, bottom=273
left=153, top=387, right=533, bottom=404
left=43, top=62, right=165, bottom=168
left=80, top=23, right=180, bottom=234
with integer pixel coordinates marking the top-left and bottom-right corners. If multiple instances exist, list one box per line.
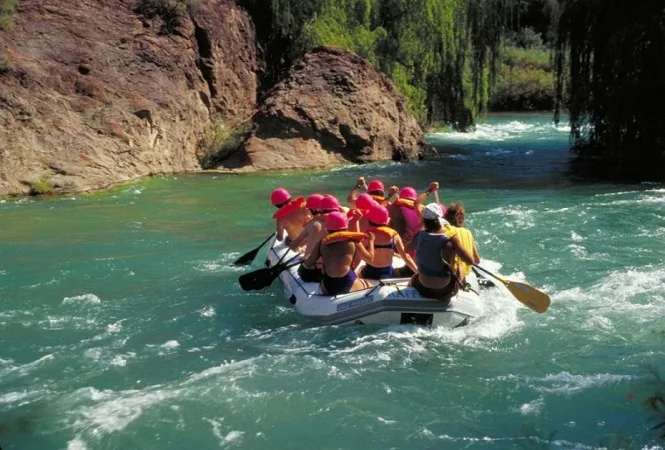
left=289, top=194, right=328, bottom=282
left=348, top=193, right=377, bottom=232
left=304, top=212, right=375, bottom=295
left=270, top=188, right=310, bottom=244
left=360, top=204, right=418, bottom=280
left=346, top=177, right=388, bottom=207
left=387, top=185, right=422, bottom=244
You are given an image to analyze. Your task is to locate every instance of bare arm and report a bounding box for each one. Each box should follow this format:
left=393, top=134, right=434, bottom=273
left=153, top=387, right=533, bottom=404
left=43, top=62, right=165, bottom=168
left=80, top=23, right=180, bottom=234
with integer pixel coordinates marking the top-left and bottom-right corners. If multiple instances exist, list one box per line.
left=451, top=234, right=474, bottom=265
left=356, top=233, right=375, bottom=263
left=414, top=181, right=439, bottom=220
left=405, top=232, right=419, bottom=254
left=472, top=241, right=480, bottom=264
left=304, top=239, right=321, bottom=268
left=394, top=235, right=418, bottom=273
left=346, top=177, right=366, bottom=206
left=289, top=225, right=308, bottom=251
left=276, top=219, right=285, bottom=242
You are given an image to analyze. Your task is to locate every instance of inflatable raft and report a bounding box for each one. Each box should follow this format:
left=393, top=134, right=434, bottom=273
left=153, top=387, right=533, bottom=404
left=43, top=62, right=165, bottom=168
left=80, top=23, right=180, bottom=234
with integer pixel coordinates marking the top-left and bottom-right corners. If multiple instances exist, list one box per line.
left=265, top=237, right=483, bottom=327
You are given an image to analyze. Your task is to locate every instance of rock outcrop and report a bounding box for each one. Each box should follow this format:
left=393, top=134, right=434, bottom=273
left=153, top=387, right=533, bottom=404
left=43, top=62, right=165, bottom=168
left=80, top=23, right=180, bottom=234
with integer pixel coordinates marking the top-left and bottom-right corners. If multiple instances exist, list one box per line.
left=0, top=0, right=258, bottom=195
left=220, top=47, right=435, bottom=171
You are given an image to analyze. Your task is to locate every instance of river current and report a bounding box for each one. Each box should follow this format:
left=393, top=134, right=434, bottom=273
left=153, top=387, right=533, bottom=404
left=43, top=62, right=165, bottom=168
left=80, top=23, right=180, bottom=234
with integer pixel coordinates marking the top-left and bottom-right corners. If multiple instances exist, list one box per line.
left=1, top=114, right=664, bottom=449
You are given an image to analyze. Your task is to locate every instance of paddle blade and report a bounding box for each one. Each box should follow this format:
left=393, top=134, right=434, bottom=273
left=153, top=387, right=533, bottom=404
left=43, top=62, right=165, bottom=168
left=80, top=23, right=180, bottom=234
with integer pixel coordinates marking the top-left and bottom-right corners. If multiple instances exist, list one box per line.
left=503, top=279, right=551, bottom=314
left=233, top=248, right=260, bottom=267
left=239, top=267, right=273, bottom=291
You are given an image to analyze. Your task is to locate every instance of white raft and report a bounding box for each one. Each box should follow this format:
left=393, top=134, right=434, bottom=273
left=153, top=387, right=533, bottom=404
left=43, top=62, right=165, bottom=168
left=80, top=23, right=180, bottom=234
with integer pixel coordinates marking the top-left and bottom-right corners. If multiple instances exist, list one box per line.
left=265, top=237, right=483, bottom=327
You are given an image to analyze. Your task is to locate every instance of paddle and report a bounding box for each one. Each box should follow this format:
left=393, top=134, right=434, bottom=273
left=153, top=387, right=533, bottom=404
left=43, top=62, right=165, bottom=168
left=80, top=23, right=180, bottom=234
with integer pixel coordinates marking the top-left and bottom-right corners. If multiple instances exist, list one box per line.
left=238, top=254, right=301, bottom=291
left=232, top=233, right=275, bottom=266
left=472, top=264, right=551, bottom=314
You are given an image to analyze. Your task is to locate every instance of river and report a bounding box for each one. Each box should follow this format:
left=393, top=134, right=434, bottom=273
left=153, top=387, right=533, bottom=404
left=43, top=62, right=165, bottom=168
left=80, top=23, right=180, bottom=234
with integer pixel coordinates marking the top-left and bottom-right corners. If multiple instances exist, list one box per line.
left=1, top=113, right=664, bottom=449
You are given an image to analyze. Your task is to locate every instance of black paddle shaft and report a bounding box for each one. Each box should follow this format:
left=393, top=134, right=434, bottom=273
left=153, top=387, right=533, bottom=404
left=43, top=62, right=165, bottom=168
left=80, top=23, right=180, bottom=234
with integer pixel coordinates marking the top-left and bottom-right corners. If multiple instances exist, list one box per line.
left=232, top=233, right=275, bottom=266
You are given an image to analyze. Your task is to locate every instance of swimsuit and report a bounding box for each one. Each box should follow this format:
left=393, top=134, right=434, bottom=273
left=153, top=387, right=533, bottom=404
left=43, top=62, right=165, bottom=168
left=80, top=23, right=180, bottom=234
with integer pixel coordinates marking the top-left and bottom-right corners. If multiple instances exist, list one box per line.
left=298, top=264, right=322, bottom=283
left=322, top=269, right=357, bottom=295
left=362, top=264, right=394, bottom=280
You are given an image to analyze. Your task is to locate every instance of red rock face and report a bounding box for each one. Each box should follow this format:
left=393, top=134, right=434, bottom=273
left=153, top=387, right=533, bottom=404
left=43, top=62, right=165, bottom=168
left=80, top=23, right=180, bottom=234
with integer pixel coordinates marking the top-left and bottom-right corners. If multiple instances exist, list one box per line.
left=0, top=0, right=258, bottom=195
left=221, top=46, right=436, bottom=172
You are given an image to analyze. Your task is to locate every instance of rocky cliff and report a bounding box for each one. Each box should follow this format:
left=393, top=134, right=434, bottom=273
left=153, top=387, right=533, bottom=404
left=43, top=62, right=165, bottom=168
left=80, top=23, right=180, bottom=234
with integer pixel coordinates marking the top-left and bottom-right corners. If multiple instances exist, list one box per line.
left=0, top=0, right=258, bottom=195
left=220, top=47, right=436, bottom=171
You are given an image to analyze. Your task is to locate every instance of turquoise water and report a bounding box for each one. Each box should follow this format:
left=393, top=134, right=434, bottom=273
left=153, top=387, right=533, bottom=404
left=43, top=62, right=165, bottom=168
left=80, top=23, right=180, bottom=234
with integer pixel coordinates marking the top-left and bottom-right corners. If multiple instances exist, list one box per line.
left=1, top=114, right=665, bottom=449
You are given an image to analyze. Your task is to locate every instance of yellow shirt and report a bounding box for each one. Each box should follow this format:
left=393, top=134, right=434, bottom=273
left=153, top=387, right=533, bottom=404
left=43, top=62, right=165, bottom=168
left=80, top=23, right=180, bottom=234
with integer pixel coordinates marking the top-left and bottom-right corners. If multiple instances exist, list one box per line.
left=444, top=226, right=475, bottom=276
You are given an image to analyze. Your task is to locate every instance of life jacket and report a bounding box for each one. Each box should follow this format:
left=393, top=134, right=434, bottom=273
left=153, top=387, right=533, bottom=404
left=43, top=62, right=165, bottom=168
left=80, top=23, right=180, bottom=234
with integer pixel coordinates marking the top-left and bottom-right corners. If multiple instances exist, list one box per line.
left=444, top=226, right=475, bottom=276
left=321, top=231, right=366, bottom=245
left=272, top=196, right=306, bottom=220
left=393, top=198, right=415, bottom=209
left=365, top=226, right=397, bottom=239
left=370, top=195, right=385, bottom=204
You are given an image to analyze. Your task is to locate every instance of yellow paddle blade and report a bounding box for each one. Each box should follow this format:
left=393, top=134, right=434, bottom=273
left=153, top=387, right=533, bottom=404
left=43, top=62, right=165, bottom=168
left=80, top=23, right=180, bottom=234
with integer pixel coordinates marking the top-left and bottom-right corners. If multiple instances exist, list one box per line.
left=502, top=279, right=551, bottom=314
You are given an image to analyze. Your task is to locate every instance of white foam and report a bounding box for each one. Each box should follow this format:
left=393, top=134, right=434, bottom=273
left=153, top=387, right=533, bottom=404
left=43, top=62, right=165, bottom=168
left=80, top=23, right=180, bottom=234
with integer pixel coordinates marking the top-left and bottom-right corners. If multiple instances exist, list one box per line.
left=67, top=437, right=88, bottom=450
left=0, top=390, right=37, bottom=405
left=160, top=340, right=180, bottom=350
left=106, top=321, right=123, bottom=333
left=63, top=294, right=101, bottom=305
left=529, top=372, right=633, bottom=394
left=518, top=397, right=544, bottom=416
left=200, top=306, right=216, bottom=317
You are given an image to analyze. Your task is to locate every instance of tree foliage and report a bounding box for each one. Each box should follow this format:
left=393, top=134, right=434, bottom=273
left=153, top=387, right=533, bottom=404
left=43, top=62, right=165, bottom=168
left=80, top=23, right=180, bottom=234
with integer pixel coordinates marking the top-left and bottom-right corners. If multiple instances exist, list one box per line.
left=240, top=0, right=515, bottom=129
left=554, top=0, right=665, bottom=178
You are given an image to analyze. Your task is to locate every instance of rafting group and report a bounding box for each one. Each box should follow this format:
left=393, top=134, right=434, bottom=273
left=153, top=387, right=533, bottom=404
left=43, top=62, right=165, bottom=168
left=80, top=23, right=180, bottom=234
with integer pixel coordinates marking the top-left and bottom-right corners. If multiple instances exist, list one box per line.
left=270, top=177, right=481, bottom=302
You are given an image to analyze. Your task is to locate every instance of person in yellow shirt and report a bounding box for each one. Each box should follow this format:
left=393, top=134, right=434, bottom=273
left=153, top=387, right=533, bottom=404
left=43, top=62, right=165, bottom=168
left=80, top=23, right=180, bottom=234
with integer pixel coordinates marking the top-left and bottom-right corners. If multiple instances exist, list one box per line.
left=443, top=202, right=480, bottom=281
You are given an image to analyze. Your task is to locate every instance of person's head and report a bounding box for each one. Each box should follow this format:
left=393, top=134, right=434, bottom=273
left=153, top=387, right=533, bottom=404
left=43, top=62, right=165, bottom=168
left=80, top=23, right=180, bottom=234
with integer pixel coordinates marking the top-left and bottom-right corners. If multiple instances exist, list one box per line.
left=366, top=204, right=390, bottom=227
left=306, top=193, right=324, bottom=215
left=398, top=186, right=417, bottom=200
left=355, top=193, right=376, bottom=212
left=270, top=188, right=291, bottom=208
left=444, top=202, right=466, bottom=227
left=367, top=179, right=385, bottom=197
left=320, top=195, right=341, bottom=213
left=422, top=203, right=449, bottom=232
left=325, top=211, right=348, bottom=232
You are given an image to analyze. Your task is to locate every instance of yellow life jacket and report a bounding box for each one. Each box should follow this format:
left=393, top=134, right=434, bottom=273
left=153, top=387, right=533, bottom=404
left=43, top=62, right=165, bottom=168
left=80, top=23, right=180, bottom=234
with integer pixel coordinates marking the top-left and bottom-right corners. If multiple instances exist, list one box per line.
left=393, top=198, right=415, bottom=209
left=321, top=231, right=366, bottom=245
left=365, top=226, right=397, bottom=239
left=444, top=226, right=475, bottom=276
left=272, top=196, right=306, bottom=220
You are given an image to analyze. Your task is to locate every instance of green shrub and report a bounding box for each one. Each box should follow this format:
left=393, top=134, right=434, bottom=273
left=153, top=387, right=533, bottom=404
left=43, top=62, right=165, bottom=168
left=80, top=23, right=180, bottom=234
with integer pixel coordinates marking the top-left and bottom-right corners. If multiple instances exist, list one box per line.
left=199, top=121, right=252, bottom=168
left=0, top=56, right=10, bottom=74
left=0, top=0, right=19, bottom=31
left=135, top=0, right=199, bottom=33
left=30, top=174, right=54, bottom=195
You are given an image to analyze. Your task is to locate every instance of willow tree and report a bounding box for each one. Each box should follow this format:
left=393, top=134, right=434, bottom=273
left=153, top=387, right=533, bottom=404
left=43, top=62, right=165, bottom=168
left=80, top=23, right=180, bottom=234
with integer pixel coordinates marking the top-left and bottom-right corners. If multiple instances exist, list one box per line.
left=554, top=0, right=665, bottom=179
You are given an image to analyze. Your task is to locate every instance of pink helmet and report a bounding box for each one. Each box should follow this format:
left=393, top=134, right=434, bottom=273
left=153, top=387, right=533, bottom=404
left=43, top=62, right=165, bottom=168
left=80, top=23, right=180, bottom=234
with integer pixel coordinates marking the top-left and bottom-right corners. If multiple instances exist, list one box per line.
left=270, top=188, right=291, bottom=206
left=367, top=204, right=390, bottom=225
left=306, top=193, right=324, bottom=210
left=325, top=211, right=348, bottom=231
left=355, top=193, right=376, bottom=211
left=399, top=186, right=417, bottom=200
left=320, top=195, right=340, bottom=212
left=367, top=179, right=384, bottom=193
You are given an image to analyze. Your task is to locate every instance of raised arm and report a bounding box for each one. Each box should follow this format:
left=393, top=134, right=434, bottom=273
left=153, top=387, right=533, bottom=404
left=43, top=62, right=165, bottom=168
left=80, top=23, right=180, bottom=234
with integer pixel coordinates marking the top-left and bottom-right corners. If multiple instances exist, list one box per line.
left=394, top=235, right=418, bottom=273
left=383, top=185, right=399, bottom=206
left=414, top=181, right=439, bottom=220
left=346, top=177, right=367, bottom=206
left=356, top=232, right=375, bottom=263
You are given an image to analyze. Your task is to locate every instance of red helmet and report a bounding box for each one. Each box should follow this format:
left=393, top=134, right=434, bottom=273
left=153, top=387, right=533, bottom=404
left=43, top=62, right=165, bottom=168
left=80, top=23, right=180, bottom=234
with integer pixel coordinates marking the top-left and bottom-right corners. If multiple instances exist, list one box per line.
left=367, top=179, right=384, bottom=193
left=320, top=195, right=340, bottom=211
left=367, top=204, right=390, bottom=225
left=270, top=188, right=291, bottom=206
left=325, top=211, right=348, bottom=231
left=355, top=193, right=376, bottom=211
left=399, top=186, right=417, bottom=200
left=306, top=193, right=324, bottom=210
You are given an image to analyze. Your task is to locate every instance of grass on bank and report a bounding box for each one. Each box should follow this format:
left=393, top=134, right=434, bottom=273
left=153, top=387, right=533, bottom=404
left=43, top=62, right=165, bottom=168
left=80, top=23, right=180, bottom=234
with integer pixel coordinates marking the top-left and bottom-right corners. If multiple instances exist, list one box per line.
left=0, top=0, right=18, bottom=31
left=198, top=121, right=252, bottom=168
left=29, top=174, right=54, bottom=195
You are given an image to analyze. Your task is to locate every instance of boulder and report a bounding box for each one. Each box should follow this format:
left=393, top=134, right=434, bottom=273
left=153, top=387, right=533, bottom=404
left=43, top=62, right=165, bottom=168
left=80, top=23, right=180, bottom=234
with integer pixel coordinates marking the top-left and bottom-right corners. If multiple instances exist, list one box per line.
left=0, top=0, right=258, bottom=195
left=220, top=46, right=435, bottom=171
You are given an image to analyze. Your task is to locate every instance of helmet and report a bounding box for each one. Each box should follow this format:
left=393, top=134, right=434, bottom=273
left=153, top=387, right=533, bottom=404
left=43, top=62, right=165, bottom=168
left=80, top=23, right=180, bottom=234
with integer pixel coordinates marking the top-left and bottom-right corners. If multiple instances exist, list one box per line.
left=423, top=203, right=443, bottom=219
left=325, top=211, right=348, bottom=231
left=355, top=193, right=376, bottom=211
left=320, top=195, right=341, bottom=212
left=270, top=188, right=291, bottom=206
left=367, top=179, right=384, bottom=193
left=367, top=204, right=390, bottom=225
left=306, top=193, right=324, bottom=210
left=399, top=186, right=417, bottom=200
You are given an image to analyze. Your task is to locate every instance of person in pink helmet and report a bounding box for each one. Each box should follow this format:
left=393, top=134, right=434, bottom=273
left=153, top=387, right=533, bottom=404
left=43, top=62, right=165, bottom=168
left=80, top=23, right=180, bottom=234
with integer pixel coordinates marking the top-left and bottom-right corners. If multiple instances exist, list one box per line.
left=289, top=194, right=328, bottom=282
left=346, top=177, right=388, bottom=208
left=347, top=193, right=377, bottom=232
left=271, top=188, right=310, bottom=244
left=304, top=212, right=375, bottom=295
left=359, top=204, right=418, bottom=280
left=387, top=185, right=422, bottom=244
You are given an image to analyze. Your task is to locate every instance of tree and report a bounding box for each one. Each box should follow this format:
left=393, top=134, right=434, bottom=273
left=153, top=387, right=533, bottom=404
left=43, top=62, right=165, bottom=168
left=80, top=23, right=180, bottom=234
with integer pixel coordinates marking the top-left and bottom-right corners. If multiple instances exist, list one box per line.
left=554, top=0, right=665, bottom=179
